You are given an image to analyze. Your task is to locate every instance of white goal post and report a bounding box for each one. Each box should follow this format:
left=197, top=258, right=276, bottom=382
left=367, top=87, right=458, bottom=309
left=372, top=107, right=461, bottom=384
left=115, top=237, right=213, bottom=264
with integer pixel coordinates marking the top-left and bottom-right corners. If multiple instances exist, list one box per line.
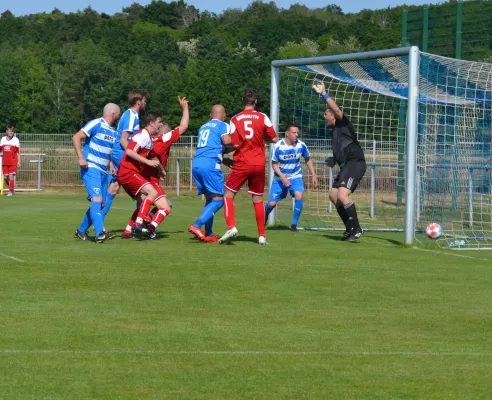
left=269, top=46, right=492, bottom=249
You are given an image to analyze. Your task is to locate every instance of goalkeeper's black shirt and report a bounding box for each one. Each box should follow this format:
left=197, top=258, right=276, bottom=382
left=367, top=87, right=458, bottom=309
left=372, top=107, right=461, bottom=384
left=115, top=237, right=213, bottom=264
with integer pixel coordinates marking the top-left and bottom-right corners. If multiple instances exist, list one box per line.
left=332, top=114, right=365, bottom=167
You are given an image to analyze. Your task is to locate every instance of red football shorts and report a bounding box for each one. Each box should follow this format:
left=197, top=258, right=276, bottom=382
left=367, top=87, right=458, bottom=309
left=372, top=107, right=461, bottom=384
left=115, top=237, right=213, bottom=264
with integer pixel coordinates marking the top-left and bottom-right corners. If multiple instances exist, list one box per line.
left=225, top=164, right=266, bottom=195
left=117, top=167, right=151, bottom=199
left=2, top=165, right=17, bottom=175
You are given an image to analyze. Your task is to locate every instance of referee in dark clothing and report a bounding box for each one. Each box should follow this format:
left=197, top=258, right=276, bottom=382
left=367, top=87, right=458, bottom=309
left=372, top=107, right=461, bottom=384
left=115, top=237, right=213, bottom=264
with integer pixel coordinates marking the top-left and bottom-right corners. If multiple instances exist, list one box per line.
left=313, top=80, right=366, bottom=241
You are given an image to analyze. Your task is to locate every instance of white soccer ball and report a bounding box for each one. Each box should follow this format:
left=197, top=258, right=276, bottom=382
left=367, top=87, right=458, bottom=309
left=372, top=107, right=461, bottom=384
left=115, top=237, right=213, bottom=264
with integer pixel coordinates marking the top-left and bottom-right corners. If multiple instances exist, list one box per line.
left=426, top=223, right=443, bottom=239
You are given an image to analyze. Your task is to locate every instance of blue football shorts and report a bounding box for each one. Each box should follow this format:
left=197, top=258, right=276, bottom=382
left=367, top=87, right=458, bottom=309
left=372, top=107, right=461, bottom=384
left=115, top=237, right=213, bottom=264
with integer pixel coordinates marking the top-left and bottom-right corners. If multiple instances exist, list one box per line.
left=192, top=166, right=224, bottom=196
left=81, top=167, right=108, bottom=200
left=268, top=178, right=304, bottom=203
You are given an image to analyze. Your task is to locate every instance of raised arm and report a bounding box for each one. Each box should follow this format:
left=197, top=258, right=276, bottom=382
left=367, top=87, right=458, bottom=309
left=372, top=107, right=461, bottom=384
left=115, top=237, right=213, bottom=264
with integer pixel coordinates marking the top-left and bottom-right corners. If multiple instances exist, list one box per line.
left=177, top=96, right=189, bottom=135
left=312, top=80, right=343, bottom=120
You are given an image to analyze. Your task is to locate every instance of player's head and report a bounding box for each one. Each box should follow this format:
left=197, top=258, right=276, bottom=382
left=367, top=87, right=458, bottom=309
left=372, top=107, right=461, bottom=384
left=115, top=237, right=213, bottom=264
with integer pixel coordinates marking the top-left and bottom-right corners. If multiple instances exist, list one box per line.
left=324, top=108, right=336, bottom=127
left=210, top=104, right=226, bottom=121
left=285, top=123, right=300, bottom=143
left=144, top=111, right=163, bottom=134
left=243, top=88, right=258, bottom=108
left=159, top=120, right=172, bottom=134
left=128, top=90, right=147, bottom=112
left=6, top=125, right=14, bottom=137
left=103, top=103, right=121, bottom=126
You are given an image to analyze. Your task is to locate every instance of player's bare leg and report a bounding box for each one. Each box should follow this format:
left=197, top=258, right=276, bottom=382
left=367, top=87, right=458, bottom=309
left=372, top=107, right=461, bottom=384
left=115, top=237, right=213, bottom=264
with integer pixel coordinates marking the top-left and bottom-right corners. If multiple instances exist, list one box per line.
left=218, top=189, right=238, bottom=243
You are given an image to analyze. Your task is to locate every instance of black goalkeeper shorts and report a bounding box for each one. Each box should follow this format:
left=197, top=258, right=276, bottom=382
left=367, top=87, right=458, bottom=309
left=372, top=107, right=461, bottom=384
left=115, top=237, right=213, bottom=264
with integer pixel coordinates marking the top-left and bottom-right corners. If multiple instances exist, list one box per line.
left=333, top=160, right=367, bottom=192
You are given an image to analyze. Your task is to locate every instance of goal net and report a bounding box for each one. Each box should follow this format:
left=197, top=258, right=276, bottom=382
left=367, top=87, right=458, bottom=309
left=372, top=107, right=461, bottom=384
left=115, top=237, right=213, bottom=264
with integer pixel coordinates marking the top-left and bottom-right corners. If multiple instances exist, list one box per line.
left=270, top=47, right=492, bottom=249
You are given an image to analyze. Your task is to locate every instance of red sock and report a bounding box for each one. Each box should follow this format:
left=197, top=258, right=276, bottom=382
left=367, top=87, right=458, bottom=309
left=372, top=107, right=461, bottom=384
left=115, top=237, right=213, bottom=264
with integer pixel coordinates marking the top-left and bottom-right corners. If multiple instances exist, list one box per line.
left=9, top=179, right=14, bottom=193
left=224, top=197, right=236, bottom=229
left=254, top=201, right=265, bottom=237
left=123, top=209, right=139, bottom=235
left=136, top=198, right=153, bottom=226
left=150, top=208, right=170, bottom=230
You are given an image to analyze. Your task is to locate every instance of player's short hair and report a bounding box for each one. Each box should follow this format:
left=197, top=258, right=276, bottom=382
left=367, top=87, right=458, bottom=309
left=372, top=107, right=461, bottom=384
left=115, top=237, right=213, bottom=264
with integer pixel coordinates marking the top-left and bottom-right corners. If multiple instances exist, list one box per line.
left=144, top=111, right=162, bottom=126
left=128, top=90, right=147, bottom=106
left=6, top=124, right=14, bottom=131
left=285, top=123, right=299, bottom=132
left=160, top=120, right=172, bottom=134
left=243, top=88, right=258, bottom=106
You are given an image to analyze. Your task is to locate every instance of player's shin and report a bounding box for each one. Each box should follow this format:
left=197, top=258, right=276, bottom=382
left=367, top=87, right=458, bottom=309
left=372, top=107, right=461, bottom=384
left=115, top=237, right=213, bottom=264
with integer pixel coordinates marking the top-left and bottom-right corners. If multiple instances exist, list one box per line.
left=135, top=198, right=153, bottom=226
left=101, top=192, right=115, bottom=217
left=194, top=199, right=223, bottom=232
left=292, top=199, right=303, bottom=226
left=78, top=208, right=93, bottom=233
left=264, top=202, right=276, bottom=224
left=253, top=201, right=266, bottom=237
left=9, top=176, right=14, bottom=193
left=335, top=201, right=349, bottom=227
left=123, top=208, right=139, bottom=236
left=223, top=197, right=236, bottom=229
left=344, top=202, right=360, bottom=231
left=149, top=208, right=171, bottom=231
left=90, top=201, right=104, bottom=236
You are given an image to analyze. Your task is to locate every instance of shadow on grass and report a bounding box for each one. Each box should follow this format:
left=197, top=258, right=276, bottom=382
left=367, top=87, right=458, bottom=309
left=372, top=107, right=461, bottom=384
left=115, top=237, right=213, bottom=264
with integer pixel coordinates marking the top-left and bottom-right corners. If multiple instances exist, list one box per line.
left=266, top=225, right=290, bottom=231
left=364, top=235, right=402, bottom=246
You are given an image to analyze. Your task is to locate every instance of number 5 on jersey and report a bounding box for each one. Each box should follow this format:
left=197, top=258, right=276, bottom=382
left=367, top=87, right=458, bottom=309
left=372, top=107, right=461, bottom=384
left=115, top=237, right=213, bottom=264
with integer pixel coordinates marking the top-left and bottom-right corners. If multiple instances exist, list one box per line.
left=244, top=121, right=254, bottom=139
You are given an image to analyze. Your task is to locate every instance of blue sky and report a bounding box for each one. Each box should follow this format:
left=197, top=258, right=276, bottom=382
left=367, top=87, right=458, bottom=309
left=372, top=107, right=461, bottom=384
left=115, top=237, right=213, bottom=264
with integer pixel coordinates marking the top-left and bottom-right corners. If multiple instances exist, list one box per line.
left=4, top=0, right=443, bottom=17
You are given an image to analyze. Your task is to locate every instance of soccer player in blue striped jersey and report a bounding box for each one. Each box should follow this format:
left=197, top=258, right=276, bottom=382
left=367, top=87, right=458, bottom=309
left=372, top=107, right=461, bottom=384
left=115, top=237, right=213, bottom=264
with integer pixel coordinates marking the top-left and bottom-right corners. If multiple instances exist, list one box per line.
left=265, top=123, right=318, bottom=231
left=102, top=90, right=147, bottom=218
left=73, top=103, right=121, bottom=242
left=188, top=104, right=232, bottom=242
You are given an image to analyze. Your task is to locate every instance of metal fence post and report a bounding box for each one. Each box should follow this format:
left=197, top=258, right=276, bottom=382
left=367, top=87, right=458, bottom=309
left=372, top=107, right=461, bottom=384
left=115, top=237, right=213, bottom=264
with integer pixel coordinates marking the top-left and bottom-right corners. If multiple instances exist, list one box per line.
left=176, top=158, right=180, bottom=196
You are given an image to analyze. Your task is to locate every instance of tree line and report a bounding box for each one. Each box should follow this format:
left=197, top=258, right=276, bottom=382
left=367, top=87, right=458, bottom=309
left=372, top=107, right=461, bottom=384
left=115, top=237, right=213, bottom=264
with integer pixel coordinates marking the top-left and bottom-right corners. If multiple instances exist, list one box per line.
left=0, top=0, right=479, bottom=135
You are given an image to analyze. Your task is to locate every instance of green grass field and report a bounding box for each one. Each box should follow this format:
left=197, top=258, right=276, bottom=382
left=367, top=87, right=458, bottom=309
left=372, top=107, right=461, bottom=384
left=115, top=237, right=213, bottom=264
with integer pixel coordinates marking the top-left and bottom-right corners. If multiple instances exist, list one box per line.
left=1, top=192, right=492, bottom=399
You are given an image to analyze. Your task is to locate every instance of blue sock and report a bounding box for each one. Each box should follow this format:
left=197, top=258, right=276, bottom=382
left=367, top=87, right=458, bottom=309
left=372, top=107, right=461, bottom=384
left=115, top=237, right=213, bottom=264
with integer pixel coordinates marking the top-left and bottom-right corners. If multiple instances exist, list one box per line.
left=292, top=199, right=303, bottom=226
left=90, top=201, right=104, bottom=236
left=194, top=199, right=223, bottom=232
left=265, top=203, right=275, bottom=224
left=205, top=215, right=214, bottom=236
left=78, top=208, right=92, bottom=233
left=101, top=193, right=115, bottom=217
left=193, top=197, right=211, bottom=229
left=203, top=198, right=214, bottom=235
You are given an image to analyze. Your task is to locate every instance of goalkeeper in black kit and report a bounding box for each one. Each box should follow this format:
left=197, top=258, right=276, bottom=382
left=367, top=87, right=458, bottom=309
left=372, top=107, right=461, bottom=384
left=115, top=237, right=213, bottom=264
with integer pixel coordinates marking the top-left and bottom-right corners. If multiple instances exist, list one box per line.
left=313, top=80, right=367, bottom=241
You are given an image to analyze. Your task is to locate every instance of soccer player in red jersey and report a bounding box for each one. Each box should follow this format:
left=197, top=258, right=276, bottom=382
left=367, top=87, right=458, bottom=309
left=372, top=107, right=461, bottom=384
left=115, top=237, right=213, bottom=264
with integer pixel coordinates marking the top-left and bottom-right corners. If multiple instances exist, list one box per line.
left=0, top=125, right=20, bottom=196
left=121, top=97, right=189, bottom=239
left=218, top=88, right=278, bottom=245
left=117, top=111, right=166, bottom=239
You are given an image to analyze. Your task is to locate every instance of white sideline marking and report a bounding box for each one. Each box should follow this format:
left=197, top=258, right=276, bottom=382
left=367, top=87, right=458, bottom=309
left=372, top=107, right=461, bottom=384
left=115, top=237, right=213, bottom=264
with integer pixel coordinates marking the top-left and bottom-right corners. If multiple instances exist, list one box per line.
left=0, top=349, right=491, bottom=357
left=0, top=253, right=24, bottom=263
left=412, top=247, right=487, bottom=261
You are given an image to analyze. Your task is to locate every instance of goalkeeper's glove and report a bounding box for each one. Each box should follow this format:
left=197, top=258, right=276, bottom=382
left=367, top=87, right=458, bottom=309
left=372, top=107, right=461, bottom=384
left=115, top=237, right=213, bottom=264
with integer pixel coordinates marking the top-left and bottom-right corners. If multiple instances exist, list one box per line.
left=222, top=158, right=234, bottom=168
left=312, top=80, right=329, bottom=101
left=222, top=144, right=236, bottom=154
left=325, top=156, right=336, bottom=168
